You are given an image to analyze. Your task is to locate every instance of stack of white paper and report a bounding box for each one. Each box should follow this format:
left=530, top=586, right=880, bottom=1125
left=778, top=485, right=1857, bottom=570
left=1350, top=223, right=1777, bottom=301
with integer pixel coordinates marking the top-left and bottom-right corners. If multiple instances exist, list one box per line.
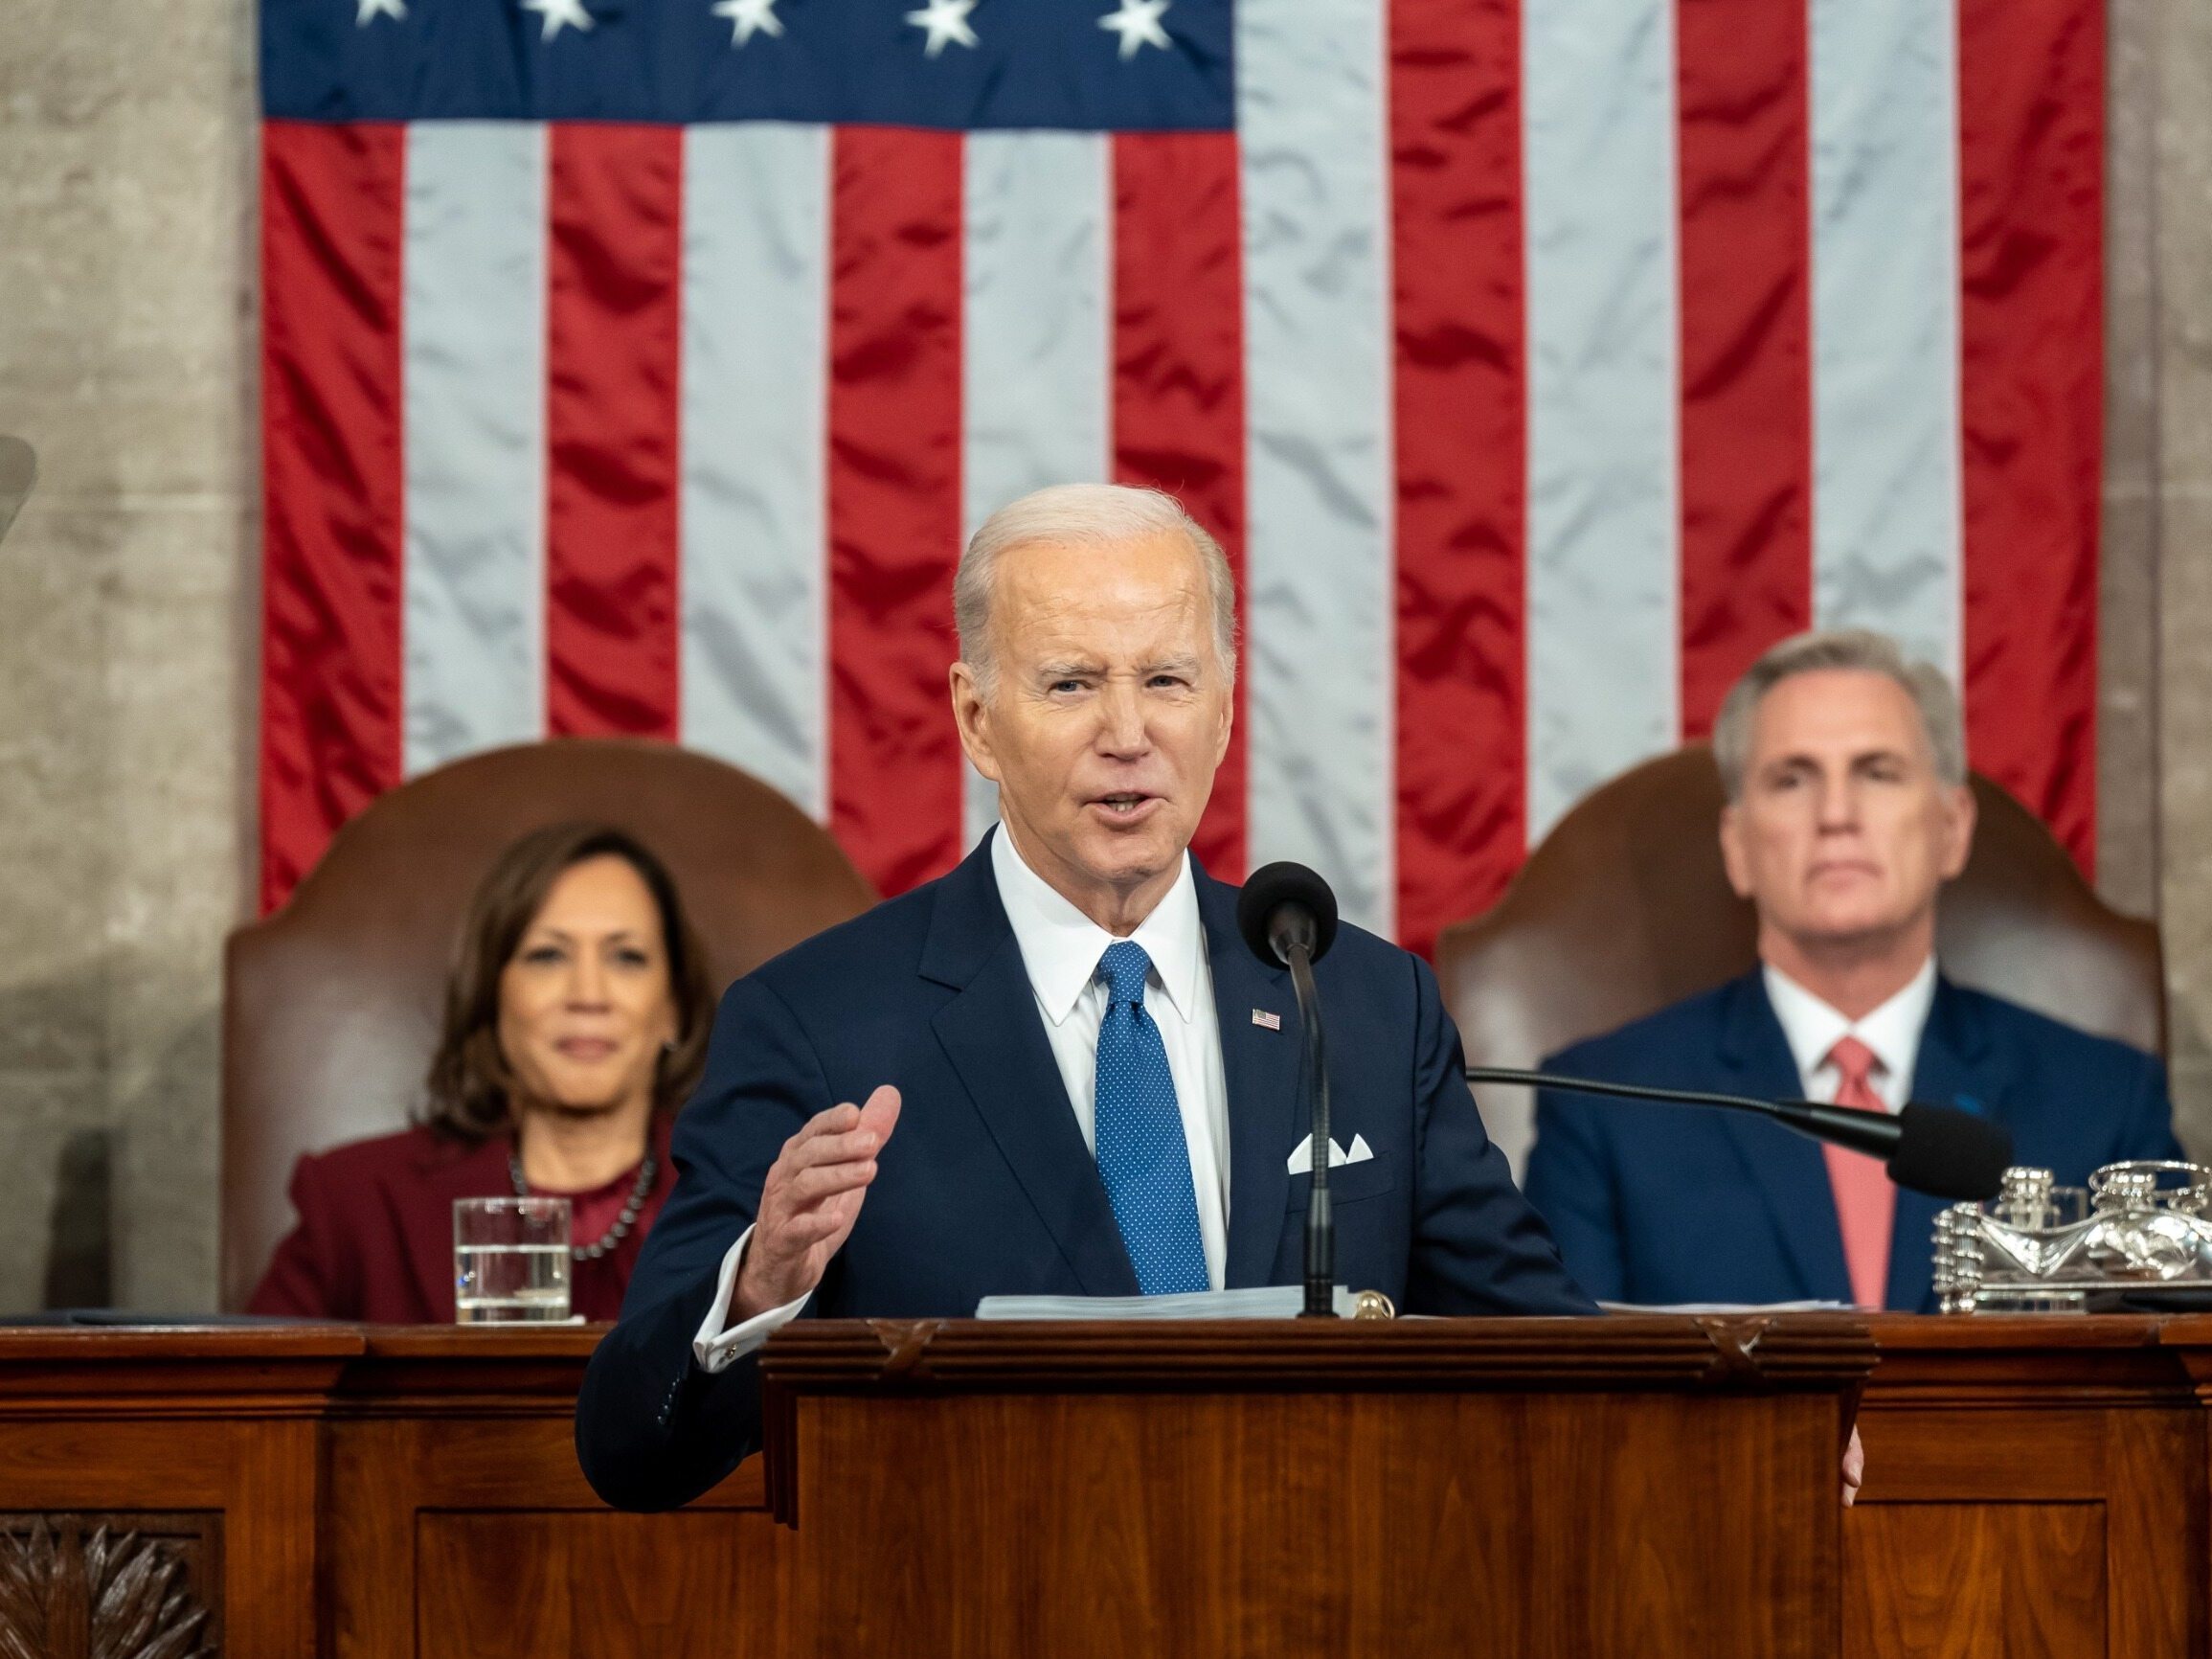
left=1595, top=1299, right=1850, bottom=1314
left=977, top=1285, right=1359, bottom=1320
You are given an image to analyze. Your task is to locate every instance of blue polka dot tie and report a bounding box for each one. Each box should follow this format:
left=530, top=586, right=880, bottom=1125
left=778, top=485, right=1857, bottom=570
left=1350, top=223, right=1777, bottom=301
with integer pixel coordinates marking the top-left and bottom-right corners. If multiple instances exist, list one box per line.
left=1092, top=941, right=1209, bottom=1295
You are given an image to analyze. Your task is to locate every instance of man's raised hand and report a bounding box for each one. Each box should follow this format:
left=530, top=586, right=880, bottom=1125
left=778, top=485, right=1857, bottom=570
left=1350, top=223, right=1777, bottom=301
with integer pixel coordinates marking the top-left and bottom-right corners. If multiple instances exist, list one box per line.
left=733, top=1084, right=902, bottom=1320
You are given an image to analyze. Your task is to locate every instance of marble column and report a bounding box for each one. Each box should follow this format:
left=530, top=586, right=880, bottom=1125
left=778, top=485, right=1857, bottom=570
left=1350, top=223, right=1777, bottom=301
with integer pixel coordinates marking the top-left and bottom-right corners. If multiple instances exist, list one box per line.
left=2152, top=0, right=2212, bottom=1149
left=0, top=0, right=255, bottom=1308
left=2102, top=0, right=2161, bottom=925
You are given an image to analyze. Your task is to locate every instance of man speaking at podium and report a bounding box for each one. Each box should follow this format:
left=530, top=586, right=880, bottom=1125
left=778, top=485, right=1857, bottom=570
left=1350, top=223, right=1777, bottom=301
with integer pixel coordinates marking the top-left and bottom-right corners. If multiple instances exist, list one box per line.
left=577, top=484, right=1592, bottom=1511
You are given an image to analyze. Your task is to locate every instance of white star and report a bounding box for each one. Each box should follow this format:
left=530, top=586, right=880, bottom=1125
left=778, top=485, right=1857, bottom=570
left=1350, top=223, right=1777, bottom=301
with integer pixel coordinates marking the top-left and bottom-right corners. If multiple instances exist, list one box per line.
left=711, top=0, right=782, bottom=46
left=520, top=0, right=595, bottom=41
left=355, top=0, right=406, bottom=22
left=1097, top=0, right=1169, bottom=59
left=904, top=0, right=979, bottom=57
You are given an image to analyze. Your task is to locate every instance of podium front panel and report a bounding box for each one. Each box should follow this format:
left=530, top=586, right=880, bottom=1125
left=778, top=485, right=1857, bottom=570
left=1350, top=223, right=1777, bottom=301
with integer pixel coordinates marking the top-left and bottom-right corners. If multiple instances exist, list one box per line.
left=761, top=1315, right=1876, bottom=1659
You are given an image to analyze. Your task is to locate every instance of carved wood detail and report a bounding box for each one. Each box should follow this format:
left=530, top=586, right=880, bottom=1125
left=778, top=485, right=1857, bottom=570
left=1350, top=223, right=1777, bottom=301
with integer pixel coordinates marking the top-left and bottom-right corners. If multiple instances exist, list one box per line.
left=0, top=1515, right=219, bottom=1659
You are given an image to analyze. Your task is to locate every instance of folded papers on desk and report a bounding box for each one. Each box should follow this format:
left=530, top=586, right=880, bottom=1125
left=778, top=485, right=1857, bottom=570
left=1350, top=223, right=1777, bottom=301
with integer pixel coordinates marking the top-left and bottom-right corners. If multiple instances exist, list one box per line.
left=978, top=1285, right=1360, bottom=1319
left=1596, top=1299, right=1850, bottom=1314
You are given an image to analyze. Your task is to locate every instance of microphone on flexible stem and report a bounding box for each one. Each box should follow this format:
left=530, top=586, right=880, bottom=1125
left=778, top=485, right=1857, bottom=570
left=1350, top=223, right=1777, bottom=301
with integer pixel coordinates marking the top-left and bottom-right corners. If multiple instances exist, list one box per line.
left=1237, top=863, right=1342, bottom=1318
left=1464, top=1065, right=2014, bottom=1201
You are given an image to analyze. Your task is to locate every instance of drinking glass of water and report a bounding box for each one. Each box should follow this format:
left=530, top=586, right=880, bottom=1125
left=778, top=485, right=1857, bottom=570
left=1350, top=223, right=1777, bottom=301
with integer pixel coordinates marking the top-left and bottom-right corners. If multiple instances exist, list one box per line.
left=453, top=1196, right=573, bottom=1323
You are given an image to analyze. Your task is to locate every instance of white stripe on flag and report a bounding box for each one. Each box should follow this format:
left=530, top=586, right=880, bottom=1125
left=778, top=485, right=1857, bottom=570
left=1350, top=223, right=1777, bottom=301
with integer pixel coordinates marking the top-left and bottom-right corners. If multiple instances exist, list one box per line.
left=1523, top=0, right=1682, bottom=840
left=959, top=131, right=1114, bottom=852
left=1236, top=0, right=1396, bottom=934
left=680, top=123, right=832, bottom=821
left=401, top=121, right=547, bottom=775
left=1809, top=0, right=1963, bottom=679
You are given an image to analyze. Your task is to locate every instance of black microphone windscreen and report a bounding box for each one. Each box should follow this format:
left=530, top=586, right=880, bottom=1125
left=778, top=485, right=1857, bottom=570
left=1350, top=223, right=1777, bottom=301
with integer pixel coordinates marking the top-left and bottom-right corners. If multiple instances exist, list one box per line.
left=1888, top=1103, right=2014, bottom=1201
left=1237, top=862, right=1341, bottom=966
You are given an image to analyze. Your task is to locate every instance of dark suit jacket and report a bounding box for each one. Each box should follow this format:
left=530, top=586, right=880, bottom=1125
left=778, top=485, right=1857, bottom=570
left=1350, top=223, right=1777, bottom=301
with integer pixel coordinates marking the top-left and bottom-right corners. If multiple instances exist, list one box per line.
left=247, top=1116, right=675, bottom=1323
left=576, top=832, right=1592, bottom=1511
left=1523, top=969, right=2183, bottom=1310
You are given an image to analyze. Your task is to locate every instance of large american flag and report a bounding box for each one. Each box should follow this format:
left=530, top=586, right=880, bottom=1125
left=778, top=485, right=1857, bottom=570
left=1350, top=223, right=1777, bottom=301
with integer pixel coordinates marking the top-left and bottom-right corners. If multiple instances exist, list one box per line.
left=259, top=0, right=2103, bottom=955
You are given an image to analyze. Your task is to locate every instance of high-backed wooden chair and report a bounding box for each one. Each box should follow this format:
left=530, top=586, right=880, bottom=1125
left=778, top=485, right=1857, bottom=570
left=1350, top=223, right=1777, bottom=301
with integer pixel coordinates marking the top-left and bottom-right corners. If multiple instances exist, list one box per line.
left=221, top=739, right=876, bottom=1310
left=1436, top=745, right=2164, bottom=1175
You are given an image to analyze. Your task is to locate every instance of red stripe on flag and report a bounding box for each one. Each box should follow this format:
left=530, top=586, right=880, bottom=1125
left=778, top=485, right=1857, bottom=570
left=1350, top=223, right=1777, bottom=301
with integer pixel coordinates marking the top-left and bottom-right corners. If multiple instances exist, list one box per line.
left=1111, top=132, right=1248, bottom=883
left=545, top=124, right=685, bottom=740
left=260, top=121, right=407, bottom=913
left=1957, top=0, right=2102, bottom=871
left=826, top=126, right=965, bottom=896
left=1388, top=0, right=1525, bottom=960
left=1674, top=0, right=1813, bottom=738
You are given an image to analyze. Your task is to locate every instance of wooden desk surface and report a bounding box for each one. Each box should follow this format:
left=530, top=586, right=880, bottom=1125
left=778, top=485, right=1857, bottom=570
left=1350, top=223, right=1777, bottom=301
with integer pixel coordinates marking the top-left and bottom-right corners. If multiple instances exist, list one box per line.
left=0, top=1316, right=2202, bottom=1658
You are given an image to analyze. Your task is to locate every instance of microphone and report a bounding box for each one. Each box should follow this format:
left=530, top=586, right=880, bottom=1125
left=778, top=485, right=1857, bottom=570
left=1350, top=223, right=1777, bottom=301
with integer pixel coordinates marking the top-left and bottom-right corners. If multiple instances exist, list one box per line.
left=1463, top=1065, right=2013, bottom=1201
left=1238, top=863, right=1341, bottom=1317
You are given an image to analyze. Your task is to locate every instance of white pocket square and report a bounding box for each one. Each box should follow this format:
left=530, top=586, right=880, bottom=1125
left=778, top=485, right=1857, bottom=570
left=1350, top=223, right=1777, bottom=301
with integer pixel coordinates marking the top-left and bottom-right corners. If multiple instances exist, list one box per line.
left=1285, top=1132, right=1374, bottom=1175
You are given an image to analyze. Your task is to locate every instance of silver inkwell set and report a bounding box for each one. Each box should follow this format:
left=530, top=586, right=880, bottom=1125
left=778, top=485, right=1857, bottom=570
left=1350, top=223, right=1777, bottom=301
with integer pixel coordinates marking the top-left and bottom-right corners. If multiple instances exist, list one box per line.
left=1935, top=1161, right=2212, bottom=1313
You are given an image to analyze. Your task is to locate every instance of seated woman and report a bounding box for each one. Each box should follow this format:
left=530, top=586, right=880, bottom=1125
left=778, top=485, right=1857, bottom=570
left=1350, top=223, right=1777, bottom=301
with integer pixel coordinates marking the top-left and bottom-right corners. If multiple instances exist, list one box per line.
left=249, top=823, right=715, bottom=1322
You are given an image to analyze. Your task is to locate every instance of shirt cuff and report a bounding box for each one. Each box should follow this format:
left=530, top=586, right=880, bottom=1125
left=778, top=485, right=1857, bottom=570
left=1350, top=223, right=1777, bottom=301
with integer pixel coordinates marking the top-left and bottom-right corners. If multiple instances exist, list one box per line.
left=689, top=1225, right=810, bottom=1374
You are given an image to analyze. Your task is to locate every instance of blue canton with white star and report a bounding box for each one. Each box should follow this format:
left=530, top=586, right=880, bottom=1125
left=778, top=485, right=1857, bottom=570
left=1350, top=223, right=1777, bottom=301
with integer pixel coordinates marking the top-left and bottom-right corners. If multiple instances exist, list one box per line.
left=263, top=0, right=1233, bottom=129
left=1091, top=941, right=1209, bottom=1296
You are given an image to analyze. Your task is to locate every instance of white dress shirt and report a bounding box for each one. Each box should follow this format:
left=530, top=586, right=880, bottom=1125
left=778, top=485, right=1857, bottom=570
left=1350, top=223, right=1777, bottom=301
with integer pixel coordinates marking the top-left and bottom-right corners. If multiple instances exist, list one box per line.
left=692, top=829, right=1232, bottom=1372
left=982, top=823, right=1232, bottom=1282
left=1762, top=956, right=1938, bottom=1113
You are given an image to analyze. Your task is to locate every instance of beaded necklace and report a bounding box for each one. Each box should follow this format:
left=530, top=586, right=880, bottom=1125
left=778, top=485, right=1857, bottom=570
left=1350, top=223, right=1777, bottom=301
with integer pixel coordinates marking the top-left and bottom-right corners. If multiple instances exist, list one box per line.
left=508, top=1148, right=658, bottom=1263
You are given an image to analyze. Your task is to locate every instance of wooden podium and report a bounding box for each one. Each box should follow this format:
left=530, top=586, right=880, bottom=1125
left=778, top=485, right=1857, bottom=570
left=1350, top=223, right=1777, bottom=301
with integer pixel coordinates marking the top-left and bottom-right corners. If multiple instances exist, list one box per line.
left=758, top=1314, right=1876, bottom=1658
left=9, top=1316, right=2210, bottom=1656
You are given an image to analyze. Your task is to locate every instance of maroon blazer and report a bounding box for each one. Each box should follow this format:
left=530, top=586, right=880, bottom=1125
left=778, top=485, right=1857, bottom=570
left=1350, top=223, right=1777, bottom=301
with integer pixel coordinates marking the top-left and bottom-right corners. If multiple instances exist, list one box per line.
left=246, top=1115, right=677, bottom=1324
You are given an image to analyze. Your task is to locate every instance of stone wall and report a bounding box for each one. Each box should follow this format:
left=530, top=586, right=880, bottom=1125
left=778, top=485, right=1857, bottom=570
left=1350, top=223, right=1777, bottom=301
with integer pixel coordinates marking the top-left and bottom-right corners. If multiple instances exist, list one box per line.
left=2144, top=0, right=2212, bottom=1149
left=0, top=0, right=255, bottom=1309
left=0, top=0, right=2204, bottom=1306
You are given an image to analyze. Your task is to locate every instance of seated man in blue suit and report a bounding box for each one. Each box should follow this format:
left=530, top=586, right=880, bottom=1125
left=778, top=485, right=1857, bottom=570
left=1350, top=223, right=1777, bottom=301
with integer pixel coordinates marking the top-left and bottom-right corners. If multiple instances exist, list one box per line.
left=1524, top=629, right=2181, bottom=1312
left=577, top=483, right=1592, bottom=1512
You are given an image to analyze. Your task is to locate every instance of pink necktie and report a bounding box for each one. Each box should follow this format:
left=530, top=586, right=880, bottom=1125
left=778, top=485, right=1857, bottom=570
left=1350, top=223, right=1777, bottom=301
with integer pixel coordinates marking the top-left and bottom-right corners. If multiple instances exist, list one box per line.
left=1823, top=1035, right=1895, bottom=1308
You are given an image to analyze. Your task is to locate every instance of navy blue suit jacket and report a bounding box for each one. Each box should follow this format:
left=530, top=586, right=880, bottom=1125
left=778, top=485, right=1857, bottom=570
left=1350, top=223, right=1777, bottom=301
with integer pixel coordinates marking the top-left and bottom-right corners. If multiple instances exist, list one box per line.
left=1522, top=969, right=2182, bottom=1310
left=577, top=833, right=1591, bottom=1511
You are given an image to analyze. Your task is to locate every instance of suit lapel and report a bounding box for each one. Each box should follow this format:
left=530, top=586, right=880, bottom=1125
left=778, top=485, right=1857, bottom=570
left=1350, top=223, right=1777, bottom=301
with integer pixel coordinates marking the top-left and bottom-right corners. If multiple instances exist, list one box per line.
left=1198, top=874, right=1301, bottom=1287
left=1886, top=978, right=1998, bottom=1311
left=1712, top=974, right=1854, bottom=1303
left=922, top=834, right=1141, bottom=1297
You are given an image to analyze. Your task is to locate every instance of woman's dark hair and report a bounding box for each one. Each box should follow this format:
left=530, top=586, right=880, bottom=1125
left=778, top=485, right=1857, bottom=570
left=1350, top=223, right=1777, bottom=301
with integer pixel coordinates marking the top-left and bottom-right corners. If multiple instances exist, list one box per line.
left=420, top=823, right=714, bottom=1143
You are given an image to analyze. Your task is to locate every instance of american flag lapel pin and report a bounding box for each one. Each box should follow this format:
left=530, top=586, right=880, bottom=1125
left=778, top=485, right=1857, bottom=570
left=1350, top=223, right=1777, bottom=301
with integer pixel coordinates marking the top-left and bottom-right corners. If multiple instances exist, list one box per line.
left=1253, top=1009, right=1281, bottom=1031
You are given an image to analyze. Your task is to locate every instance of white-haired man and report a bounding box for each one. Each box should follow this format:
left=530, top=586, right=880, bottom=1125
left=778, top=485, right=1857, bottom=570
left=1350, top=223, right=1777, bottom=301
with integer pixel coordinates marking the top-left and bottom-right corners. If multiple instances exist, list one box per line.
left=578, top=483, right=1592, bottom=1512
left=1524, top=629, right=2181, bottom=1310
